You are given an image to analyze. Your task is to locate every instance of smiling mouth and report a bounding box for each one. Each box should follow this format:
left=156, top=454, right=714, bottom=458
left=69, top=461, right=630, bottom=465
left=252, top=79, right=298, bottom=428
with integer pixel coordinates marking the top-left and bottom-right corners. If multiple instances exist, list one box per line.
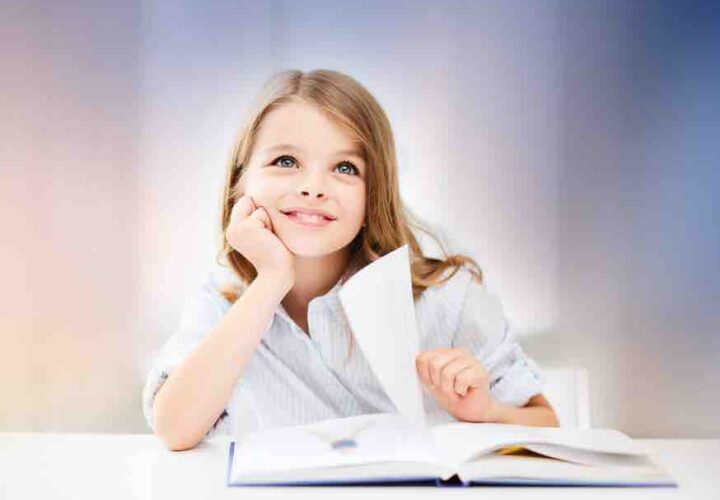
left=282, top=211, right=335, bottom=227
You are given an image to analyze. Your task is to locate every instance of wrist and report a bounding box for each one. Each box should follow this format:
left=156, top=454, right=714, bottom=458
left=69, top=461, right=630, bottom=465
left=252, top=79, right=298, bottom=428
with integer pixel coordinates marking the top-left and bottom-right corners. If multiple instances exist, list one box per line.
left=486, top=398, right=511, bottom=423
left=254, top=272, right=294, bottom=297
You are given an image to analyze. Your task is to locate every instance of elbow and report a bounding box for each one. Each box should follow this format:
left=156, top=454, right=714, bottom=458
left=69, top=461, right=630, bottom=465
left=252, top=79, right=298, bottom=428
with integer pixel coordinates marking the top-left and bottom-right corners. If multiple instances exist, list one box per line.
left=524, top=393, right=561, bottom=427
left=155, top=421, right=201, bottom=452
left=153, top=405, right=202, bottom=452
left=165, top=438, right=199, bottom=452
left=537, top=403, right=560, bottom=428
left=540, top=402, right=561, bottom=427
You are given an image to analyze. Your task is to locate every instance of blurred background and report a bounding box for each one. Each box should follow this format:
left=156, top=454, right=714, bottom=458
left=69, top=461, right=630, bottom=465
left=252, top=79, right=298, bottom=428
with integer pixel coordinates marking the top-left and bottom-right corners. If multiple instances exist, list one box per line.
left=1, top=0, right=718, bottom=437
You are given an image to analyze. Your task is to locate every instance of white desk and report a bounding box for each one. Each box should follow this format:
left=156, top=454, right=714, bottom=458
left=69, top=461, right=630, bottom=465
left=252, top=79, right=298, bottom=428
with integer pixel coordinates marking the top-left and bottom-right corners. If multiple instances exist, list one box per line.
left=0, top=433, right=717, bottom=499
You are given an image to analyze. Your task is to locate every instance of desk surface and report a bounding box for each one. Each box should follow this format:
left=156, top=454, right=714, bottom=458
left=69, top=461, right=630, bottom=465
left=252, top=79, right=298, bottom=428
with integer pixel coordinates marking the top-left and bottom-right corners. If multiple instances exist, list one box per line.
left=0, top=433, right=718, bottom=500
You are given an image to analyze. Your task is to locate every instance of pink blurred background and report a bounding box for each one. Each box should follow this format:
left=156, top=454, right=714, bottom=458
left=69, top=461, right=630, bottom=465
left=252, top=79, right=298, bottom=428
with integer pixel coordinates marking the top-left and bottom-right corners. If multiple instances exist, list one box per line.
left=1, top=0, right=718, bottom=436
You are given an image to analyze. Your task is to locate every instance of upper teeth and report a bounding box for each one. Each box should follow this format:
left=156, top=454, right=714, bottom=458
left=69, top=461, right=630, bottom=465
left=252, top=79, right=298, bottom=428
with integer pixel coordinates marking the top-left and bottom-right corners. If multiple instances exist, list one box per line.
left=292, top=211, right=327, bottom=221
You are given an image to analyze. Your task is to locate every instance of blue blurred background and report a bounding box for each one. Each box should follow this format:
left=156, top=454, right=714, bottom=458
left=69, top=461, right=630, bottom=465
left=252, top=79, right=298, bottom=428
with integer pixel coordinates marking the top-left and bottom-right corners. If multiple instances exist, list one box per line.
left=1, top=0, right=718, bottom=436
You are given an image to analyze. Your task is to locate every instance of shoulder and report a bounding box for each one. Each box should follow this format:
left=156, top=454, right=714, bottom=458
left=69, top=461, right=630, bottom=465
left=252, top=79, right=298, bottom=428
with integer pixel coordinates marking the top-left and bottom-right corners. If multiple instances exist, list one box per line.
left=149, top=262, right=241, bottom=365
left=173, top=261, right=242, bottom=332
left=201, top=260, right=246, bottom=305
left=414, top=266, right=478, bottom=344
left=417, top=266, right=508, bottom=335
left=417, top=265, right=490, bottom=314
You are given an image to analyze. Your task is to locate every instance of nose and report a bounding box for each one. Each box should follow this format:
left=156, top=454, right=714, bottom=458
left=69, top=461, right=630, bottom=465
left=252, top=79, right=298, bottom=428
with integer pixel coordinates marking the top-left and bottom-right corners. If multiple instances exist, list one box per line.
left=297, top=168, right=326, bottom=199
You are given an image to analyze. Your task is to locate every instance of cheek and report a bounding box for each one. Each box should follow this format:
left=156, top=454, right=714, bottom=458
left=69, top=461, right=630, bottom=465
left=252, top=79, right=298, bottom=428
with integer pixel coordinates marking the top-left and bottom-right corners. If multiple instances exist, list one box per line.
left=343, top=188, right=366, bottom=225
left=242, top=176, right=282, bottom=207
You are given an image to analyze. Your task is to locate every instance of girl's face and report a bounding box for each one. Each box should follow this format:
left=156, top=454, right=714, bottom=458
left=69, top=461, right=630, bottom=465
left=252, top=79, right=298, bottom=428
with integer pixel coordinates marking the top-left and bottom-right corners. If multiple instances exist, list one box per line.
left=238, top=100, right=367, bottom=257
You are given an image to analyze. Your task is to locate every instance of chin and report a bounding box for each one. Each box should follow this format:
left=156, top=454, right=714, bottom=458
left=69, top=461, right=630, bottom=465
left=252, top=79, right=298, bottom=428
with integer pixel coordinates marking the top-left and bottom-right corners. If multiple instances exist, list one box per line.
left=282, top=237, right=347, bottom=258
left=272, top=212, right=361, bottom=258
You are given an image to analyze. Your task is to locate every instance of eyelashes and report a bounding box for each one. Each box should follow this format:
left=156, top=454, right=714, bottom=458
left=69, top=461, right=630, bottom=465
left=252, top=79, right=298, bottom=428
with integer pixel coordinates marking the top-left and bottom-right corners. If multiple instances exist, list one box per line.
left=270, top=155, right=360, bottom=176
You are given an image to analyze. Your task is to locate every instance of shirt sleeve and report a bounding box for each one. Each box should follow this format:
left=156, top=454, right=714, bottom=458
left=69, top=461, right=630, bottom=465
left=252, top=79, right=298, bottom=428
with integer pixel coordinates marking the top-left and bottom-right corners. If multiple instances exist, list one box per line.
left=451, top=276, right=545, bottom=407
left=141, top=269, right=234, bottom=441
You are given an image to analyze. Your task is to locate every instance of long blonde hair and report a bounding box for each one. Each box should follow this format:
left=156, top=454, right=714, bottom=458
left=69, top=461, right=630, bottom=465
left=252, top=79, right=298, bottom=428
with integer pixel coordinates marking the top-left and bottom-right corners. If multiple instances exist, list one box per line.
left=216, top=69, right=482, bottom=303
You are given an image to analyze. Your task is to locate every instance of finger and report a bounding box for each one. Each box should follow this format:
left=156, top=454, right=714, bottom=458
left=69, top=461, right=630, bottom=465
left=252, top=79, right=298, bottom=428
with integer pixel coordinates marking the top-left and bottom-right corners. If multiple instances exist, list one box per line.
left=417, top=348, right=452, bottom=361
left=249, top=207, right=272, bottom=230
left=439, top=358, right=473, bottom=395
left=417, top=349, right=451, bottom=387
left=231, top=195, right=256, bottom=221
left=455, top=367, right=483, bottom=397
left=416, top=352, right=436, bottom=386
left=260, top=207, right=274, bottom=231
left=417, top=348, right=467, bottom=387
left=428, top=349, right=465, bottom=388
left=250, top=205, right=270, bottom=225
left=415, top=357, right=429, bottom=386
left=428, top=379, right=460, bottom=405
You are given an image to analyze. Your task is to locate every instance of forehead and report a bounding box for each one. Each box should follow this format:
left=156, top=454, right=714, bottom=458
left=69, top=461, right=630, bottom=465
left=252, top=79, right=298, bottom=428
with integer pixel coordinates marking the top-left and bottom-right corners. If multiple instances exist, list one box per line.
left=254, top=100, right=364, bottom=160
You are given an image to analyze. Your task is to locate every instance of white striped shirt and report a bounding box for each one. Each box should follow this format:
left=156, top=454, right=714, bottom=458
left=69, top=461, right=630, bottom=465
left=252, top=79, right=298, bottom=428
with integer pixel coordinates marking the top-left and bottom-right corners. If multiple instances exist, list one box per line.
left=142, top=262, right=544, bottom=441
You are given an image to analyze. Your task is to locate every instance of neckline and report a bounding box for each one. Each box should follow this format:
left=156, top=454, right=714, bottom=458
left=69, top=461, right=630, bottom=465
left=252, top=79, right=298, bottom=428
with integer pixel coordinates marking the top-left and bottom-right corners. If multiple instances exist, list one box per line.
left=275, top=275, right=345, bottom=326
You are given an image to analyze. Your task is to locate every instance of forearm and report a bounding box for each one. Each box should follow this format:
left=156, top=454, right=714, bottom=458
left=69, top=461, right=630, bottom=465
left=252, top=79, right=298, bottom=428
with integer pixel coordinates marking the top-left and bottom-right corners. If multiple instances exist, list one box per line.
left=489, top=399, right=560, bottom=427
left=153, top=273, right=291, bottom=451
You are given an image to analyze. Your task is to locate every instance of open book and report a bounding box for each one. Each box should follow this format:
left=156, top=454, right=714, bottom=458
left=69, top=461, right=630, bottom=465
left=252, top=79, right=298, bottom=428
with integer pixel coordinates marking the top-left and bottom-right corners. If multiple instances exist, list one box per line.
left=226, top=412, right=676, bottom=487
left=227, top=246, right=675, bottom=487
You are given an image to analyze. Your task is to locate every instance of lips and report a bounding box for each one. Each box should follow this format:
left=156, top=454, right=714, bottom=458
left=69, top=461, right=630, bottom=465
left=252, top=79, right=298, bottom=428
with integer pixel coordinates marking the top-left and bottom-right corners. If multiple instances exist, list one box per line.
left=282, top=210, right=335, bottom=228
left=280, top=207, right=336, bottom=221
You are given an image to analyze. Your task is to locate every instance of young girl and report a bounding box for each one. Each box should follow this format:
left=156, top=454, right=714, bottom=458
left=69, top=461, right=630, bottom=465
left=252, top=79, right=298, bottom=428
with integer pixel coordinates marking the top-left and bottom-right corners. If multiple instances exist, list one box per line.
left=142, top=69, right=559, bottom=451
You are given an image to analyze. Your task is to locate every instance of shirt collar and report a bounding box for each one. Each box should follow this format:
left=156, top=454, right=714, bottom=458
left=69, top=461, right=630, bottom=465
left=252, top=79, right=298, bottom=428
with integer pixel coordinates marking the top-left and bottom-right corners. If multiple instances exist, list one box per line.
left=275, top=276, right=345, bottom=325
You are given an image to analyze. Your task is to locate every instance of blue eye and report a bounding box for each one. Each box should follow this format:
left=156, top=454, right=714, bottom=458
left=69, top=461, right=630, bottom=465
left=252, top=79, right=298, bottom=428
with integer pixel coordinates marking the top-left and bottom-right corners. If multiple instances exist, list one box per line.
left=270, top=155, right=359, bottom=176
left=271, top=155, right=296, bottom=168
left=336, top=162, right=359, bottom=176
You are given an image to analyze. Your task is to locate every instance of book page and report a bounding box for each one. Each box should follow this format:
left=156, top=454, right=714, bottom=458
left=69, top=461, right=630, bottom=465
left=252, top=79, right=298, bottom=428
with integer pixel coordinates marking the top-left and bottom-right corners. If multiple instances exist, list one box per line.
left=338, top=244, right=426, bottom=424
left=456, top=453, right=674, bottom=486
left=231, top=413, right=440, bottom=480
left=430, top=422, right=646, bottom=467
left=522, top=443, right=654, bottom=467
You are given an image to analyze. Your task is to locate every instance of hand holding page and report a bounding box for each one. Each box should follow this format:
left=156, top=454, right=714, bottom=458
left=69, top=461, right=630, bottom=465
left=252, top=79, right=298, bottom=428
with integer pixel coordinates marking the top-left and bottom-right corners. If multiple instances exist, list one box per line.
left=338, top=244, right=426, bottom=425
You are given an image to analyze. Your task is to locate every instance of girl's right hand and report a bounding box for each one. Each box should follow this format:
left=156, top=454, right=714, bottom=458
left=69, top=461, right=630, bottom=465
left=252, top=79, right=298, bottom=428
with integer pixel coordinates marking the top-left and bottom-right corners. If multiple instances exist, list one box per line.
left=225, top=195, right=295, bottom=289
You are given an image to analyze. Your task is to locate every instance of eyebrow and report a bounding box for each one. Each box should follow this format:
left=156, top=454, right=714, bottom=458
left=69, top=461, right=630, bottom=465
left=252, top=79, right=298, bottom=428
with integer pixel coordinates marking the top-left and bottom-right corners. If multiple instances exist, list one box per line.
left=263, top=143, right=364, bottom=162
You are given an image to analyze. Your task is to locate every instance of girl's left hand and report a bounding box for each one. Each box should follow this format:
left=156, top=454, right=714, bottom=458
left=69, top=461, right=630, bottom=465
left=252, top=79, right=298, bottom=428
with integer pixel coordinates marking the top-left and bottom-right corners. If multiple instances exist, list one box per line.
left=416, top=348, right=499, bottom=423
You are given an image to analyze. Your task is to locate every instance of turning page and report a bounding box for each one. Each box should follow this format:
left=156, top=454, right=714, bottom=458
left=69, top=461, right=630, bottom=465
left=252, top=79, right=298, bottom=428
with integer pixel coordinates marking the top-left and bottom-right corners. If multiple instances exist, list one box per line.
left=338, top=244, right=426, bottom=425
